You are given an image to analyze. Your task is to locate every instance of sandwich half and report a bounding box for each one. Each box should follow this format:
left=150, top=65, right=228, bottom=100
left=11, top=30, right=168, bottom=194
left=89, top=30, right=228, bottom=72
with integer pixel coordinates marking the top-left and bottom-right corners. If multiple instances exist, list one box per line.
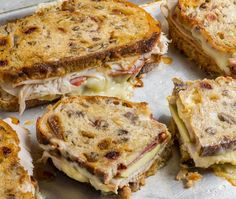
left=36, top=96, right=171, bottom=197
left=168, top=77, right=236, bottom=168
left=0, top=0, right=169, bottom=114
left=162, top=0, right=236, bottom=76
left=0, top=118, right=42, bottom=198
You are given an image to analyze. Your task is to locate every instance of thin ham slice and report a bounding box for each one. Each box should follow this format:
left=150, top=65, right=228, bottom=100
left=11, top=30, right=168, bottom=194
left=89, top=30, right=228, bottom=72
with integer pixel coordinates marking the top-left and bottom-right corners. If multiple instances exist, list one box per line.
left=70, top=76, right=87, bottom=86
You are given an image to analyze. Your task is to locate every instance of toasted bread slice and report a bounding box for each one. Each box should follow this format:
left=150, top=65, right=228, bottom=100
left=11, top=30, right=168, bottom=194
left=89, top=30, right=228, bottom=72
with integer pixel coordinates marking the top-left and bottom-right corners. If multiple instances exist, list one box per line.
left=0, top=0, right=161, bottom=84
left=36, top=96, right=171, bottom=195
left=164, top=0, right=236, bottom=76
left=0, top=118, right=42, bottom=198
left=168, top=77, right=236, bottom=168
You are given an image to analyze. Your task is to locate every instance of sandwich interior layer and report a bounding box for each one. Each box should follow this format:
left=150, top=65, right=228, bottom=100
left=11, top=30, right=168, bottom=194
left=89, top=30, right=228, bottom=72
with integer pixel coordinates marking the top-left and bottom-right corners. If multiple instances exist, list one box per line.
left=0, top=33, right=168, bottom=113
left=167, top=4, right=234, bottom=74
left=169, top=104, right=236, bottom=168
left=41, top=140, right=168, bottom=194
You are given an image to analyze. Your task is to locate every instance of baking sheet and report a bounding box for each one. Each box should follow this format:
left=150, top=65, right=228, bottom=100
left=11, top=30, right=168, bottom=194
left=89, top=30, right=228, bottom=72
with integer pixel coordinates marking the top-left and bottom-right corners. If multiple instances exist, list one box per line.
left=1, top=1, right=236, bottom=199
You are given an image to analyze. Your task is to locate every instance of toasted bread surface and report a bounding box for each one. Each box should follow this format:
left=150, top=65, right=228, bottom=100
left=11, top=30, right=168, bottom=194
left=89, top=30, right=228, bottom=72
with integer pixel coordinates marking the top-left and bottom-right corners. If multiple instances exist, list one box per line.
left=37, top=96, right=171, bottom=183
left=0, top=120, right=36, bottom=198
left=172, top=77, right=236, bottom=156
left=176, top=0, right=236, bottom=53
left=0, top=0, right=161, bottom=84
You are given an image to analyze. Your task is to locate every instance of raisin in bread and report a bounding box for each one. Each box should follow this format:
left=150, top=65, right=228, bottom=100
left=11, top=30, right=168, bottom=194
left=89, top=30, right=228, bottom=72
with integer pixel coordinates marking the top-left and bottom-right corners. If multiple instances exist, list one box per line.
left=0, top=118, right=42, bottom=198
left=163, top=0, right=236, bottom=76
left=36, top=96, right=171, bottom=195
left=0, top=0, right=161, bottom=84
left=168, top=76, right=236, bottom=168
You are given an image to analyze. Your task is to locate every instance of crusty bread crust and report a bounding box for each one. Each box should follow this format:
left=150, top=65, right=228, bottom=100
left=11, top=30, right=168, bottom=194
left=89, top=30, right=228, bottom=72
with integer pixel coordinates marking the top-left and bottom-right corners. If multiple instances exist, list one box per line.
left=168, top=16, right=223, bottom=76
left=1, top=32, right=159, bottom=84
left=177, top=0, right=236, bottom=54
left=0, top=0, right=161, bottom=84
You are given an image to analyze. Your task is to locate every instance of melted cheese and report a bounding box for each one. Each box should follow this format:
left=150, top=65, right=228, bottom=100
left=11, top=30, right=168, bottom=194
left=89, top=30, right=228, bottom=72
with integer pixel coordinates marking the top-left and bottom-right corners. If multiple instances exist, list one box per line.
left=1, top=70, right=134, bottom=114
left=169, top=104, right=236, bottom=168
left=0, top=32, right=169, bottom=114
left=191, top=29, right=231, bottom=74
left=167, top=4, right=232, bottom=74
left=120, top=145, right=161, bottom=178
left=42, top=143, right=162, bottom=194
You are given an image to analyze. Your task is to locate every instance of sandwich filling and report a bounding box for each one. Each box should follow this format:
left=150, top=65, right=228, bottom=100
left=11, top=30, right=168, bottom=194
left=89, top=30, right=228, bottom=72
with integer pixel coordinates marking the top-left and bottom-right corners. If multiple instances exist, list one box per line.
left=0, top=33, right=169, bottom=114
left=169, top=103, right=236, bottom=168
left=40, top=138, right=168, bottom=194
left=1, top=118, right=43, bottom=198
left=162, top=0, right=236, bottom=74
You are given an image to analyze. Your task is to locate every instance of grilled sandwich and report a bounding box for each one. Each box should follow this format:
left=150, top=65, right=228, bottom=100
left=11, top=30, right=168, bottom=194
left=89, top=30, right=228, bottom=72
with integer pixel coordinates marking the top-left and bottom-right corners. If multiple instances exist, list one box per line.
left=162, top=0, right=236, bottom=76
left=0, top=118, right=42, bottom=198
left=36, top=96, right=171, bottom=197
left=168, top=77, right=236, bottom=168
left=0, top=0, right=169, bottom=114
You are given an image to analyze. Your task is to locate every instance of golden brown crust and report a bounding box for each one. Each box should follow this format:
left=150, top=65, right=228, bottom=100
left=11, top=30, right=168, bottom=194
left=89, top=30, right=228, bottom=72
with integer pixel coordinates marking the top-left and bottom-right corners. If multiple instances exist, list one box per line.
left=0, top=0, right=161, bottom=84
left=1, top=32, right=160, bottom=84
left=168, top=16, right=223, bottom=76
left=176, top=0, right=236, bottom=53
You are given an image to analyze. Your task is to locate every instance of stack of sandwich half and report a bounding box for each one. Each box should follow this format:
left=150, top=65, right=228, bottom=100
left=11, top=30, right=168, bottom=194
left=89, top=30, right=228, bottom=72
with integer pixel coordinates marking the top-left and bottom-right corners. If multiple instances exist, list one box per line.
left=0, top=0, right=173, bottom=198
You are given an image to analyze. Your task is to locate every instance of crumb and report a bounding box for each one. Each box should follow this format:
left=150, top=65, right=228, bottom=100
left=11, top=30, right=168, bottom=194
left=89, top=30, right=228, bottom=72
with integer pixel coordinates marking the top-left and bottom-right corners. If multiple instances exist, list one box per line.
left=134, top=78, right=144, bottom=88
left=119, top=186, right=131, bottom=199
left=185, top=172, right=202, bottom=188
left=24, top=120, right=34, bottom=126
left=161, top=56, right=173, bottom=65
left=176, top=165, right=202, bottom=188
left=10, top=117, right=20, bottom=124
left=140, top=175, right=146, bottom=187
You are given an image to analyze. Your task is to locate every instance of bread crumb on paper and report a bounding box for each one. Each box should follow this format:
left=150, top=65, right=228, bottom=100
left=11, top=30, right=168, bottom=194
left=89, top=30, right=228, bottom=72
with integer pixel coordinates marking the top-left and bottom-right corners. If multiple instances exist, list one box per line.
left=161, top=56, right=173, bottom=65
left=9, top=116, right=20, bottom=124
left=176, top=165, right=202, bottom=188
left=24, top=120, right=34, bottom=126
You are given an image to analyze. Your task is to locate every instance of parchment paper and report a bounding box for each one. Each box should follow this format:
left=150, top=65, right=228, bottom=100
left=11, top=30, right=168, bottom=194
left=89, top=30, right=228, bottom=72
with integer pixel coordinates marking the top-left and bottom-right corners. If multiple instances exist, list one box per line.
left=1, top=1, right=236, bottom=199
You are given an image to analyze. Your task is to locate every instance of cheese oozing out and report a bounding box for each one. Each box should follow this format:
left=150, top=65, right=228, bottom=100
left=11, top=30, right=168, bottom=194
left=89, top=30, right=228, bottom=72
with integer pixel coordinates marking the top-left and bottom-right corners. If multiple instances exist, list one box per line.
left=40, top=141, right=166, bottom=194
left=169, top=104, right=236, bottom=168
